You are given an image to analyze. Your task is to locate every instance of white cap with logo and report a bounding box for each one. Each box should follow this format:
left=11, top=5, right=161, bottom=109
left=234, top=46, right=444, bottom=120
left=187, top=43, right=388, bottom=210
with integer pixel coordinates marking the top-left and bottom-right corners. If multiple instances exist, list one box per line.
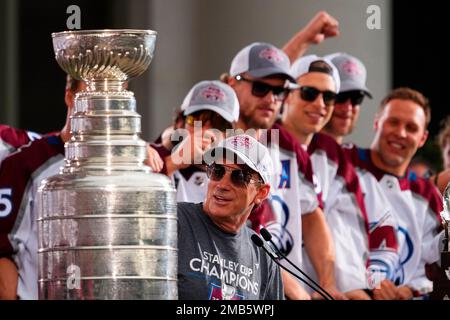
left=181, top=80, right=239, bottom=123
left=204, top=134, right=273, bottom=185
left=229, top=42, right=296, bottom=84
left=290, top=54, right=341, bottom=93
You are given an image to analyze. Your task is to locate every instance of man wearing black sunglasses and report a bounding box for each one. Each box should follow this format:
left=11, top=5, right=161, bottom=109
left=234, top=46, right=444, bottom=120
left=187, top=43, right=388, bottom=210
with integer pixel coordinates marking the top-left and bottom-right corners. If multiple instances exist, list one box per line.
left=224, top=42, right=296, bottom=132
left=321, top=53, right=373, bottom=145
left=283, top=55, right=399, bottom=300
left=177, top=134, right=284, bottom=300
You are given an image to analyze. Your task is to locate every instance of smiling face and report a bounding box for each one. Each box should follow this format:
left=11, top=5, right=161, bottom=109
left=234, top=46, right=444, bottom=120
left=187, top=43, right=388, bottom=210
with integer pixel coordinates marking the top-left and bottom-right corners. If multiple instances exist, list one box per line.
left=282, top=72, right=336, bottom=145
left=228, top=74, right=286, bottom=130
left=202, top=161, right=269, bottom=233
left=322, top=98, right=361, bottom=142
left=371, top=99, right=429, bottom=176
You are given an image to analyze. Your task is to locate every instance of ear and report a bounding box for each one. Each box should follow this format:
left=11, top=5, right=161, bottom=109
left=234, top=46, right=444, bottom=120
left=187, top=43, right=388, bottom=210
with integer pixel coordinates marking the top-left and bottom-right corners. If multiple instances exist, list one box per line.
left=373, top=113, right=380, bottom=131
left=254, top=184, right=270, bottom=205
left=418, top=129, right=429, bottom=148
left=227, top=76, right=237, bottom=87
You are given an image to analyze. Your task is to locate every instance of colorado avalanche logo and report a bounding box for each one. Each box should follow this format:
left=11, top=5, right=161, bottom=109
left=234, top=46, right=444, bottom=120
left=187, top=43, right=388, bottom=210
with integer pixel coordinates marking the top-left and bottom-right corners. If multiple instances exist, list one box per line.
left=259, top=48, right=283, bottom=63
left=209, top=283, right=243, bottom=300
left=392, top=226, right=414, bottom=285
left=231, top=136, right=252, bottom=149
left=266, top=195, right=294, bottom=256
left=340, top=60, right=362, bottom=76
left=201, top=86, right=226, bottom=103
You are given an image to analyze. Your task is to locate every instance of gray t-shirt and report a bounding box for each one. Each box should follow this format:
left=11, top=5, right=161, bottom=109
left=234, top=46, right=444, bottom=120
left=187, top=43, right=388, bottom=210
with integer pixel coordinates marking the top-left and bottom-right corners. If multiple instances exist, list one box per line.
left=177, top=202, right=283, bottom=300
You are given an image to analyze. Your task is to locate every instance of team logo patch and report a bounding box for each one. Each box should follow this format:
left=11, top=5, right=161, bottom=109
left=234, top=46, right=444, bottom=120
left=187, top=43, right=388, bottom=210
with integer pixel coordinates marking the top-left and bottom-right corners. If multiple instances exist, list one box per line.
left=209, top=283, right=243, bottom=300
left=230, top=135, right=252, bottom=149
left=259, top=48, right=283, bottom=63
left=200, top=86, right=226, bottom=103
left=340, top=60, right=362, bottom=76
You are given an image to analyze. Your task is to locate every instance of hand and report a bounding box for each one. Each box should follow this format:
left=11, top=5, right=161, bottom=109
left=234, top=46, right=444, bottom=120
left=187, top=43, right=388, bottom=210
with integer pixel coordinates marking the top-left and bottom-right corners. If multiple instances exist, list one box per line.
left=372, top=280, right=399, bottom=300
left=344, top=289, right=372, bottom=300
left=0, top=257, right=18, bottom=300
left=145, top=144, right=164, bottom=173
left=397, top=286, right=414, bottom=300
left=283, top=11, right=340, bottom=62
left=301, top=11, right=339, bottom=45
left=169, top=128, right=218, bottom=172
left=312, top=285, right=348, bottom=300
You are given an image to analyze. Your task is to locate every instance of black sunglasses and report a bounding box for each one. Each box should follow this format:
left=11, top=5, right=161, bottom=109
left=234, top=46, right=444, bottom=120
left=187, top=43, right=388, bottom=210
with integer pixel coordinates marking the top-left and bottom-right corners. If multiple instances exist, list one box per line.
left=235, top=75, right=288, bottom=101
left=298, top=86, right=337, bottom=106
left=335, top=90, right=365, bottom=106
left=206, top=163, right=262, bottom=188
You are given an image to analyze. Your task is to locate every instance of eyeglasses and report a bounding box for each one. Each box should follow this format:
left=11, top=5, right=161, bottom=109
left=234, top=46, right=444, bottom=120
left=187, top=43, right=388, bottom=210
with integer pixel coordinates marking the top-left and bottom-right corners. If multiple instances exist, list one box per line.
left=185, top=111, right=233, bottom=132
left=335, top=90, right=365, bottom=106
left=235, top=75, right=289, bottom=101
left=206, top=163, right=262, bottom=188
left=298, top=86, right=337, bottom=106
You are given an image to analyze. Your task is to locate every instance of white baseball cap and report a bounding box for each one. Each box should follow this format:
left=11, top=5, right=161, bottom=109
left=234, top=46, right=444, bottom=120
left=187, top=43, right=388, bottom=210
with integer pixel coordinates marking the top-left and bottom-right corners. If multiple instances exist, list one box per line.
left=181, top=80, right=239, bottom=123
left=290, top=54, right=341, bottom=93
left=229, top=42, right=296, bottom=83
left=204, top=134, right=273, bottom=185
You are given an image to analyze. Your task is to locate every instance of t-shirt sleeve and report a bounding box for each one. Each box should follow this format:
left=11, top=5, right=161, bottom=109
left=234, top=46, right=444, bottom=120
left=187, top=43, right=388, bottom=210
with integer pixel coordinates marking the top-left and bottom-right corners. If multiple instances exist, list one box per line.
left=263, top=258, right=284, bottom=300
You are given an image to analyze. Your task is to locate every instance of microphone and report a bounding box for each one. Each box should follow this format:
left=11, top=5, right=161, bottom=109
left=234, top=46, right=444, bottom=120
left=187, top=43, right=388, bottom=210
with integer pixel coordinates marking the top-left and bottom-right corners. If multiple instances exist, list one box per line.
left=251, top=234, right=332, bottom=300
left=260, top=228, right=334, bottom=300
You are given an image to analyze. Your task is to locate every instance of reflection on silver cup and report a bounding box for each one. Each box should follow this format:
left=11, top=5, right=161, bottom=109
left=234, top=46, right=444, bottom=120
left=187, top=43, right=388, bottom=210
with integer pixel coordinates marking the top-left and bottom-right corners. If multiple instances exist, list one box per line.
left=37, top=30, right=177, bottom=300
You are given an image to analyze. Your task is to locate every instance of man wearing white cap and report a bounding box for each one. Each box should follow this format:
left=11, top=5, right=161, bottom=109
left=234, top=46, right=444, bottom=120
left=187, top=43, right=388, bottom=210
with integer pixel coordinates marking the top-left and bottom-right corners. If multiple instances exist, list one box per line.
left=177, top=134, right=283, bottom=300
left=151, top=80, right=239, bottom=203
left=282, top=54, right=399, bottom=299
left=224, top=43, right=343, bottom=300
left=321, top=53, right=373, bottom=145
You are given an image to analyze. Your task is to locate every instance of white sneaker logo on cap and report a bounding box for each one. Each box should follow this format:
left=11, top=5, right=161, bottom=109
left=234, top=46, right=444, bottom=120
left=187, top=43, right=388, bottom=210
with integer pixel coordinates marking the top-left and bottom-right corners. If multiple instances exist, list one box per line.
left=341, top=60, right=363, bottom=76
left=259, top=48, right=284, bottom=63
left=201, top=86, right=226, bottom=102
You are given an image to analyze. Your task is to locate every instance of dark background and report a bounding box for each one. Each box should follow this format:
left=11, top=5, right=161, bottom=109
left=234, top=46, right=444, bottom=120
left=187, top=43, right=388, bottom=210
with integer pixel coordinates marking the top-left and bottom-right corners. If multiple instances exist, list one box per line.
left=392, top=2, right=448, bottom=168
left=17, top=0, right=119, bottom=133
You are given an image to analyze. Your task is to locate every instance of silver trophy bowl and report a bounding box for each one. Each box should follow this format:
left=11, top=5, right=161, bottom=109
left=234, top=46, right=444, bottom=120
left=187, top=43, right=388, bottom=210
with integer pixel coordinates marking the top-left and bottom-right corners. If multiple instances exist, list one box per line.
left=37, top=30, right=177, bottom=300
left=53, top=29, right=156, bottom=86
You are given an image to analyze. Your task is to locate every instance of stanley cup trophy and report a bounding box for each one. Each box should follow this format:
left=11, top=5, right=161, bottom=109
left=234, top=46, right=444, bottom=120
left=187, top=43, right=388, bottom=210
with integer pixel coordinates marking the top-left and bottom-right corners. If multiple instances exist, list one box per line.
left=37, top=30, right=177, bottom=299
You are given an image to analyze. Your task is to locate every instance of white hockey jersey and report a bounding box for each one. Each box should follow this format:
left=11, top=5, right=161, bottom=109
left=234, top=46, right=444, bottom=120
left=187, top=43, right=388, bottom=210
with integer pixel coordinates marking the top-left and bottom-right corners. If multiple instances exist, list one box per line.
left=258, top=122, right=321, bottom=274
left=306, top=133, right=399, bottom=292
left=344, top=145, right=443, bottom=294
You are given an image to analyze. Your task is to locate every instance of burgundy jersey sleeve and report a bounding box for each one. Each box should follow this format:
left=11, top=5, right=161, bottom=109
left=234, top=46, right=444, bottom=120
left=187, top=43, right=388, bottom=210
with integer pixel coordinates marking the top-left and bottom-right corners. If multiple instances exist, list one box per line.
left=0, top=125, right=35, bottom=149
left=0, top=136, right=64, bottom=257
